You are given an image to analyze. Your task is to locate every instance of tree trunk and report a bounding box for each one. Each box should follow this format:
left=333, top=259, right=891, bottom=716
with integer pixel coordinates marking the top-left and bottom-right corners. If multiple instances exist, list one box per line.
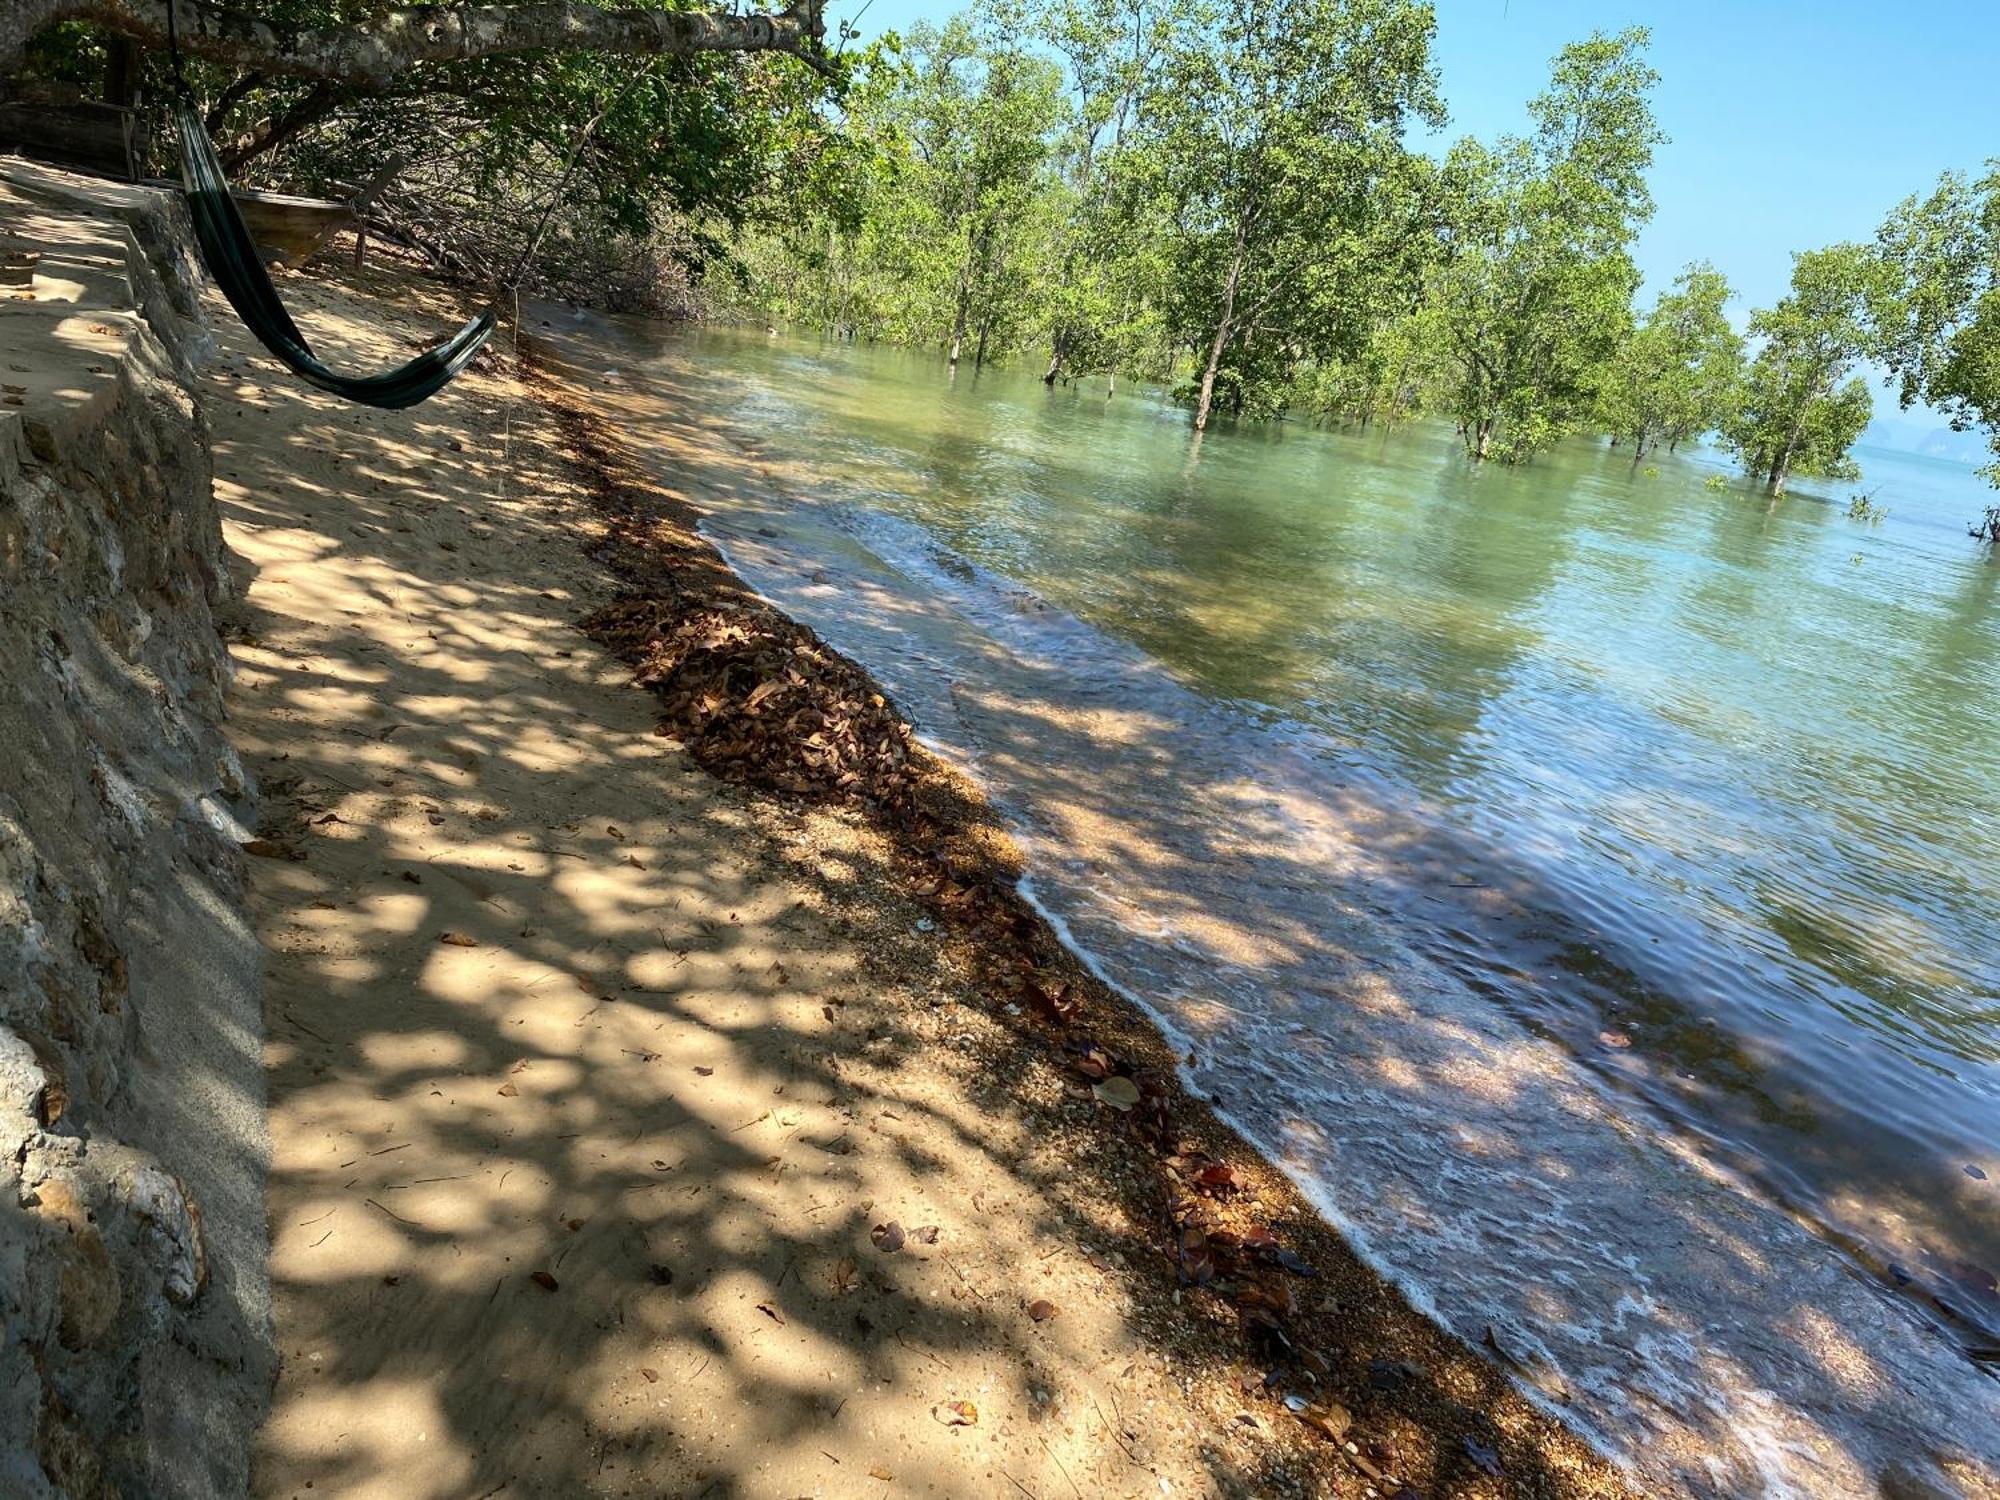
left=5, top=0, right=829, bottom=89
left=1193, top=227, right=1246, bottom=433
left=220, top=81, right=341, bottom=170
left=1473, top=416, right=1496, bottom=461
left=947, top=279, right=969, bottom=368
left=1042, top=329, right=1065, bottom=386
left=974, top=319, right=990, bottom=370
left=102, top=37, right=138, bottom=105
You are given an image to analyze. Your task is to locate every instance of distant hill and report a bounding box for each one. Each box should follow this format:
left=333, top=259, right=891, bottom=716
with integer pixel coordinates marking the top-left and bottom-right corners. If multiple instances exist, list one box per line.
left=1860, top=414, right=1991, bottom=465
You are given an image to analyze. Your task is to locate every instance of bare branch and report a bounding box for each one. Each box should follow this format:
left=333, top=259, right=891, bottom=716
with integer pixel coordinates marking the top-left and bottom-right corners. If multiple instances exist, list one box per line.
left=3, top=0, right=831, bottom=91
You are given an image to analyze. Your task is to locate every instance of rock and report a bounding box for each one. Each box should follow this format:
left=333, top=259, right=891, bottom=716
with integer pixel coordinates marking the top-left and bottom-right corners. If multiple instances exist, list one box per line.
left=29, top=1179, right=123, bottom=1351
left=0, top=160, right=272, bottom=1498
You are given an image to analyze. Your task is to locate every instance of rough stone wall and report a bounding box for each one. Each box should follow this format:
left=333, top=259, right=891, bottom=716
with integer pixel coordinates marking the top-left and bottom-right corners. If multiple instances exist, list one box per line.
left=1, top=162, right=270, bottom=1498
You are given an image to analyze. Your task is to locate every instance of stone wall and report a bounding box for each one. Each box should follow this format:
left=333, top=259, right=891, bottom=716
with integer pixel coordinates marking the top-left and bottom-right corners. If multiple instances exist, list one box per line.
left=1, top=162, right=270, bottom=1498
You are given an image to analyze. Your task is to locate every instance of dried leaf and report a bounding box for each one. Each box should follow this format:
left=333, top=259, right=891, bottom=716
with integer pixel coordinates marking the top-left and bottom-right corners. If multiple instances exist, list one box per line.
left=438, top=931, right=479, bottom=947
left=833, top=1256, right=860, bottom=1294
left=757, top=1302, right=786, bottom=1325
left=497, top=1082, right=518, bottom=1097
left=1310, top=1402, right=1352, bottom=1440
left=529, top=1270, right=559, bottom=1292
left=242, top=838, right=303, bottom=861
left=868, top=1466, right=894, bottom=1481
left=1027, top=1298, right=1059, bottom=1322
left=640, top=1367, right=660, bottom=1383
left=870, top=1221, right=905, bottom=1254
left=1093, top=1075, right=1141, bottom=1110
left=932, top=1400, right=978, bottom=1427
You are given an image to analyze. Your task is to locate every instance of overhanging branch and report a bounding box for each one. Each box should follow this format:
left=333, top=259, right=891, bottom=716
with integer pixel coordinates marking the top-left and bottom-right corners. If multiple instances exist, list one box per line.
left=4, top=0, right=831, bottom=91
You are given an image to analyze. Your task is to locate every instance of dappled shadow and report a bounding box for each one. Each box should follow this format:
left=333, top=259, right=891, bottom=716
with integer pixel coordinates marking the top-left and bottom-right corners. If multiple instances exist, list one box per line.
left=527, top=312, right=2000, bottom=1500
left=209, top=264, right=1463, bottom=1500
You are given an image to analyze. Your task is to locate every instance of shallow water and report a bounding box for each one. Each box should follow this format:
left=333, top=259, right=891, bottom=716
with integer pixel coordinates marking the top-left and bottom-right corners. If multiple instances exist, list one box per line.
left=586, top=319, right=2000, bottom=1496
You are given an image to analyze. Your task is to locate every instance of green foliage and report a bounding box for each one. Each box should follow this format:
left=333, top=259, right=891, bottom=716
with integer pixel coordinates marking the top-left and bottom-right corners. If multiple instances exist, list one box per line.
left=1595, top=262, right=1743, bottom=457
left=1141, top=0, right=1442, bottom=428
left=1722, top=243, right=1886, bottom=494
left=739, top=16, right=1068, bottom=363
left=1424, top=28, right=1663, bottom=463
left=25, top=0, right=847, bottom=306
left=1874, top=163, right=2000, bottom=486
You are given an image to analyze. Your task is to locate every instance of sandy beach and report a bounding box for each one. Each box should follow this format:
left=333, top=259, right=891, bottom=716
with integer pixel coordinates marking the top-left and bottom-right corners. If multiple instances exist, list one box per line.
left=207, top=256, right=1636, bottom=1500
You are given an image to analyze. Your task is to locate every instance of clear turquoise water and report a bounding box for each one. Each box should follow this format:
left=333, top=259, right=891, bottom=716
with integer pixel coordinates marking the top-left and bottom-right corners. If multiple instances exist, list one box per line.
left=597, top=320, right=2000, bottom=1492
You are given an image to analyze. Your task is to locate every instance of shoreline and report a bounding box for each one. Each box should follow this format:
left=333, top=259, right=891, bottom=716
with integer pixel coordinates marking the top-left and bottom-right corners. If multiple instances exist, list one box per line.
left=529, top=315, right=2000, bottom=1500
left=514, top=326, right=1640, bottom=1500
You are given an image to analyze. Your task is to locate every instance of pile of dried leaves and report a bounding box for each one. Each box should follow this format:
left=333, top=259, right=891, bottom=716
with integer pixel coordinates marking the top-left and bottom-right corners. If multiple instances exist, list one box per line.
left=582, top=596, right=917, bottom=809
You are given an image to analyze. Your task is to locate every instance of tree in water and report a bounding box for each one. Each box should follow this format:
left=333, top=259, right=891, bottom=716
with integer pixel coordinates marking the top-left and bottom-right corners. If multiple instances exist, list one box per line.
left=1426, top=28, right=1663, bottom=463
left=1003, top=0, right=1173, bottom=388
left=1143, top=0, right=1442, bottom=431
left=1723, top=244, right=1886, bottom=495
left=1595, top=262, right=1743, bottom=459
left=1873, top=163, right=2000, bottom=498
left=885, top=20, right=1065, bottom=365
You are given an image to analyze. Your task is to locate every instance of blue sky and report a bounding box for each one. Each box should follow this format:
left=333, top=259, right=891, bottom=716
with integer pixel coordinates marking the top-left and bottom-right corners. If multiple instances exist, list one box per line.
left=828, top=0, right=2000, bottom=440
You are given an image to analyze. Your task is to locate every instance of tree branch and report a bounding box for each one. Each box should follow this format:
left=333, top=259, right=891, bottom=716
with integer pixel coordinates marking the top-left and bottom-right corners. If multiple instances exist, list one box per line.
left=4, top=0, right=831, bottom=91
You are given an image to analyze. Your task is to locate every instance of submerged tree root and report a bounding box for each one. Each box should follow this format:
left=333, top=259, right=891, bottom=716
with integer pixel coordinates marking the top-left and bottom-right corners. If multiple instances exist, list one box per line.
left=519, top=335, right=1638, bottom=1500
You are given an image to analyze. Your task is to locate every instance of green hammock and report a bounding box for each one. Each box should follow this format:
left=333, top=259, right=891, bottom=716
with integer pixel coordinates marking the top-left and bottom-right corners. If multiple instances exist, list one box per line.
left=174, top=105, right=495, bottom=410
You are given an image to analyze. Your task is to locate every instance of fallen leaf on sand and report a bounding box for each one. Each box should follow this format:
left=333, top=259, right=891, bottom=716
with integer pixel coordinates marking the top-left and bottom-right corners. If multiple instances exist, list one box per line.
left=640, top=1368, right=660, bottom=1384
left=757, top=1302, right=786, bottom=1325
left=693, top=1065, right=714, bottom=1077
left=1297, top=1400, right=1351, bottom=1441
left=497, top=1083, right=518, bottom=1097
left=1195, top=1163, right=1243, bottom=1192
left=529, top=1270, right=559, bottom=1292
left=1093, top=1076, right=1141, bottom=1110
left=1027, top=1298, right=1059, bottom=1322
left=871, top=1222, right=906, bottom=1254
left=932, top=1400, right=978, bottom=1427
left=833, top=1256, right=860, bottom=1294
left=911, top=1224, right=940, bottom=1245
left=438, top=931, right=479, bottom=947
left=868, top=1467, right=894, bottom=1481
left=242, top=838, right=304, bottom=861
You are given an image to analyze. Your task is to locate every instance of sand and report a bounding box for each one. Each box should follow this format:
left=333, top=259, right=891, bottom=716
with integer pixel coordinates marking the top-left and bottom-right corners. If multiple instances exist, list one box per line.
left=206, top=259, right=1637, bottom=1500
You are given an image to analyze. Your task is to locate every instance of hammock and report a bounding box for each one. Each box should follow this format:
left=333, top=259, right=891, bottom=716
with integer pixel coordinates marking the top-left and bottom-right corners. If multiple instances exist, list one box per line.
left=174, top=105, right=495, bottom=410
